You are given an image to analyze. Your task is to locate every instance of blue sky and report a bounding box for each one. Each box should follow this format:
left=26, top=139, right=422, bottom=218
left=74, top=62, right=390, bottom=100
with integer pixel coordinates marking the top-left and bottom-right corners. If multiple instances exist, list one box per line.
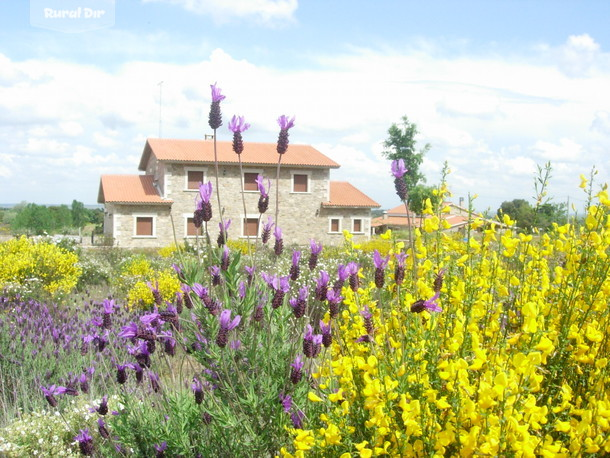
left=1, top=1, right=610, bottom=214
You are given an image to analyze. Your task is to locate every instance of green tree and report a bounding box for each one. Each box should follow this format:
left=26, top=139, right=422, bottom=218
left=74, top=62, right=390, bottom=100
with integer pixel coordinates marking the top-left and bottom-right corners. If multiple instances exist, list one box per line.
left=71, top=200, right=87, bottom=228
left=49, top=205, right=73, bottom=232
left=381, top=115, right=430, bottom=195
left=536, top=202, right=568, bottom=232
left=497, top=199, right=535, bottom=232
left=12, top=203, right=54, bottom=235
left=408, top=185, right=442, bottom=216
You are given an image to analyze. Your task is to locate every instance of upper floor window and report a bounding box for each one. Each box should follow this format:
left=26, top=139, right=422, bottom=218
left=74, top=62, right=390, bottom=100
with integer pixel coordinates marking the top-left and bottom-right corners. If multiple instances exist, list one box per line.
left=292, top=173, right=309, bottom=193
left=134, top=216, right=155, bottom=237
left=185, top=168, right=207, bottom=191
left=243, top=172, right=259, bottom=191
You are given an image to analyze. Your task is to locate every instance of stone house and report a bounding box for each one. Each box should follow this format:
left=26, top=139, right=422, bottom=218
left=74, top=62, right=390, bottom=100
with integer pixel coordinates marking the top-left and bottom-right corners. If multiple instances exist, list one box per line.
left=98, top=138, right=380, bottom=248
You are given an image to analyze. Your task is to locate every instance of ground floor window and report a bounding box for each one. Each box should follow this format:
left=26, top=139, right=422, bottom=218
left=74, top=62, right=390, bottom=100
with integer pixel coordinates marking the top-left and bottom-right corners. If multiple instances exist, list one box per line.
left=243, top=217, right=259, bottom=237
left=352, top=218, right=363, bottom=233
left=329, top=217, right=341, bottom=233
left=134, top=216, right=155, bottom=237
left=186, top=217, right=202, bottom=237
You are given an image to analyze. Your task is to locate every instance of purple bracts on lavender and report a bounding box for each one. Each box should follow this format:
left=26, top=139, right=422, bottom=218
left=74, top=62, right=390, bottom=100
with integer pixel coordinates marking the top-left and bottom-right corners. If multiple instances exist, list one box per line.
left=98, top=418, right=110, bottom=439
left=208, top=83, right=225, bottom=130
left=221, top=245, right=230, bottom=271
left=273, top=225, right=284, bottom=256
left=361, top=306, right=375, bottom=336
left=320, top=320, right=332, bottom=347
left=276, top=115, right=295, bottom=155
left=210, top=265, right=222, bottom=286
left=326, top=289, right=343, bottom=319
left=217, top=219, right=231, bottom=246
left=155, top=441, right=168, bottom=458
left=228, top=115, right=250, bottom=154
left=289, top=286, right=308, bottom=319
left=148, top=281, right=163, bottom=306
left=308, top=239, right=323, bottom=270
left=41, top=384, right=67, bottom=408
left=434, top=269, right=446, bottom=293
left=394, top=253, right=407, bottom=285
left=314, top=271, right=330, bottom=301
left=192, top=377, right=204, bottom=404
left=391, top=159, right=409, bottom=201
left=411, top=291, right=442, bottom=313
left=116, top=363, right=129, bottom=385
left=347, top=262, right=360, bottom=292
left=75, top=429, right=94, bottom=456
left=279, top=392, right=293, bottom=413
left=194, top=181, right=213, bottom=227
left=290, top=355, right=304, bottom=384
left=216, top=309, right=241, bottom=348
left=261, top=216, right=274, bottom=244
left=256, top=174, right=271, bottom=213
left=333, top=264, right=349, bottom=293
left=96, top=395, right=109, bottom=415
left=290, top=250, right=301, bottom=281
left=303, top=324, right=323, bottom=358
left=373, top=250, right=390, bottom=289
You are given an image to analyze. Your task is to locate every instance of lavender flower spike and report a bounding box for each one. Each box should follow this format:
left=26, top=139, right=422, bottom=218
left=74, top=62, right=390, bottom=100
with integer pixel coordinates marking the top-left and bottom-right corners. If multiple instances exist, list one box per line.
left=410, top=292, right=442, bottom=313
left=290, top=355, right=304, bottom=384
left=391, top=159, right=409, bottom=201
left=391, top=159, right=408, bottom=178
left=274, top=225, right=284, bottom=256
left=209, top=83, right=225, bottom=130
left=261, top=216, right=274, bottom=244
left=228, top=115, right=250, bottom=155
left=216, top=309, right=241, bottom=348
left=256, top=174, right=271, bottom=213
left=74, top=429, right=94, bottom=456
left=277, top=115, right=295, bottom=155
left=194, top=181, right=213, bottom=227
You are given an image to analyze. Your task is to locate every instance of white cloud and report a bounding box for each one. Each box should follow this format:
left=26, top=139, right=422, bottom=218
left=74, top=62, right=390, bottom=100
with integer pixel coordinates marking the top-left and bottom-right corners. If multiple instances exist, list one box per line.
left=141, top=0, right=298, bottom=25
left=558, top=34, right=601, bottom=77
left=531, top=138, right=582, bottom=162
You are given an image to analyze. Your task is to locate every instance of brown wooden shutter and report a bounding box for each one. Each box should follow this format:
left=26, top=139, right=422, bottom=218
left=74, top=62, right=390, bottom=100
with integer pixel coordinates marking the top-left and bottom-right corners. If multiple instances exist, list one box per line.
left=330, top=218, right=339, bottom=232
left=244, top=173, right=258, bottom=191
left=244, top=218, right=259, bottom=236
left=293, top=174, right=308, bottom=192
left=186, top=218, right=200, bottom=236
left=353, top=219, right=362, bottom=232
left=187, top=171, right=204, bottom=190
left=136, top=217, right=153, bottom=236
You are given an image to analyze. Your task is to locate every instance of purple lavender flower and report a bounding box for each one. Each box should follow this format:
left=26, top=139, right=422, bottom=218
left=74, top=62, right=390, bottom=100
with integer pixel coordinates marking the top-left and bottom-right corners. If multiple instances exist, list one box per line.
left=228, top=115, right=250, bottom=155
left=279, top=392, right=293, bottom=413
left=79, top=373, right=90, bottom=394
left=256, top=174, right=271, bottom=213
left=238, top=281, right=246, bottom=299
left=411, top=292, right=442, bottom=313
left=314, top=271, right=330, bottom=301
left=320, top=320, right=332, bottom=347
left=391, top=159, right=408, bottom=200
left=291, top=409, right=305, bottom=429
left=394, top=252, right=407, bottom=285
left=216, top=309, right=241, bottom=348
left=244, top=265, right=255, bottom=284
left=290, top=250, right=301, bottom=281
left=74, top=429, right=94, bottom=456
left=116, top=363, right=129, bottom=385
left=261, top=216, right=274, bottom=244
left=326, top=288, right=343, bottom=319
left=289, top=286, right=308, bottom=319
left=181, top=284, right=194, bottom=309
left=210, top=265, right=222, bottom=286
left=262, top=273, right=291, bottom=309
left=308, top=239, right=323, bottom=270
left=194, top=181, right=213, bottom=227
left=290, top=355, right=304, bottom=384
left=221, top=245, right=230, bottom=271
left=333, top=264, right=349, bottom=293
left=148, top=281, right=163, bottom=306
left=276, top=115, right=295, bottom=155
left=273, top=225, right=283, bottom=256
left=347, top=262, right=360, bottom=292
left=373, top=250, right=390, bottom=288
left=102, top=299, right=114, bottom=329
left=303, top=324, right=323, bottom=358
left=208, top=83, right=225, bottom=130
left=98, top=418, right=110, bottom=439
left=217, top=219, right=231, bottom=246
left=154, top=441, right=167, bottom=458
left=40, top=384, right=67, bottom=407
left=192, top=377, right=204, bottom=404
left=141, top=311, right=161, bottom=327
left=434, top=269, right=446, bottom=293
left=361, top=306, right=374, bottom=336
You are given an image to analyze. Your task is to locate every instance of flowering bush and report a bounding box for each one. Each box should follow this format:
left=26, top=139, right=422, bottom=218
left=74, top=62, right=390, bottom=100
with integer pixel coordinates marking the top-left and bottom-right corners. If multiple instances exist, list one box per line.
left=0, top=236, right=81, bottom=295
left=126, top=268, right=181, bottom=310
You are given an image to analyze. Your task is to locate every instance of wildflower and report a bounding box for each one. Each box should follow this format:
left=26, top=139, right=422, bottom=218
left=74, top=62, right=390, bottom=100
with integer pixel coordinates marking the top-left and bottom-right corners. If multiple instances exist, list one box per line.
left=216, top=309, right=241, bottom=348
left=79, top=373, right=89, bottom=394
left=96, top=395, right=109, bottom=415
left=290, top=355, right=304, bottom=384
left=208, top=82, right=225, bottom=130
left=290, top=409, right=305, bottom=429
left=181, top=284, right=194, bottom=309
left=320, top=320, right=332, bottom=347
left=192, top=377, right=204, bottom=404
left=244, top=265, right=255, bottom=284
left=276, top=115, right=295, bottom=155
left=221, top=245, right=230, bottom=271
left=147, top=281, right=163, bottom=306
left=361, top=306, right=374, bottom=335
left=194, top=181, right=213, bottom=227
left=433, top=268, right=446, bottom=293
left=333, top=264, right=349, bottom=293
left=210, top=265, right=222, bottom=286
left=290, top=250, right=301, bottom=281
left=289, top=286, right=308, bottom=318
left=308, top=239, right=323, bottom=270
left=411, top=292, right=442, bottom=313
left=217, top=219, right=231, bottom=246
left=262, top=272, right=290, bottom=308
left=347, top=262, right=360, bottom=292
left=391, top=159, right=408, bottom=201
left=74, top=429, right=94, bottom=456
left=256, top=174, right=271, bottom=213
left=326, top=289, right=343, bottom=319
left=154, top=441, right=167, bottom=458
left=314, top=271, right=330, bottom=301
left=261, top=216, right=274, bottom=244
left=40, top=384, right=67, bottom=408
left=101, top=298, right=114, bottom=329
left=303, top=324, right=323, bottom=358
left=274, top=225, right=284, bottom=256
left=97, top=418, right=110, bottom=439
left=132, top=363, right=144, bottom=384
left=279, top=392, right=293, bottom=413
left=116, top=363, right=129, bottom=385
left=373, top=250, right=390, bottom=288
left=202, top=412, right=213, bottom=425
left=228, top=115, right=250, bottom=154
left=394, top=253, right=407, bottom=285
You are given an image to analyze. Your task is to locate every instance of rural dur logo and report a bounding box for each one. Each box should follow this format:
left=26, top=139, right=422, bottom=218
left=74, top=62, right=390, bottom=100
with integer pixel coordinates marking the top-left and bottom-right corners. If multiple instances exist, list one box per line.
left=30, top=0, right=115, bottom=33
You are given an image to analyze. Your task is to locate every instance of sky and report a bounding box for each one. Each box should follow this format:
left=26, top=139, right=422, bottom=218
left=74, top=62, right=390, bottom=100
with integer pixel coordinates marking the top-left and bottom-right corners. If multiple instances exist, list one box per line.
left=1, top=0, right=610, bottom=215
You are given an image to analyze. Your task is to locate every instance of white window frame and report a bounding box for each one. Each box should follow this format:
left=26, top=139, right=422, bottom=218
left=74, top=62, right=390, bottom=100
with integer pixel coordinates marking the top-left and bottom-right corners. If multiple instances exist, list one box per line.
left=242, top=168, right=264, bottom=193
left=184, top=167, right=208, bottom=191
left=351, top=217, right=365, bottom=234
left=291, top=171, right=311, bottom=194
left=328, top=216, right=342, bottom=234
left=241, top=213, right=260, bottom=238
left=133, top=214, right=157, bottom=238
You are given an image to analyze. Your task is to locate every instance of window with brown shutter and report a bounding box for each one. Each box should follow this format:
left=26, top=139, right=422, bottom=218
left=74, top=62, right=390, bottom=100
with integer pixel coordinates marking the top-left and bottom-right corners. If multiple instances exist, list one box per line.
left=353, top=219, right=362, bottom=233
left=135, top=217, right=153, bottom=236
left=330, top=218, right=340, bottom=233
left=243, top=218, right=259, bottom=237
left=187, top=171, right=204, bottom=190
left=244, top=173, right=258, bottom=191
left=293, top=174, right=308, bottom=193
left=186, top=218, right=201, bottom=236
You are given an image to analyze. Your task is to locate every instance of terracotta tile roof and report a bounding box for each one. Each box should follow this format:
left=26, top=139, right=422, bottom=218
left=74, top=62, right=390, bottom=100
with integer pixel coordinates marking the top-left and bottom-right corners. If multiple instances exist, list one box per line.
left=371, top=215, right=425, bottom=227
left=98, top=175, right=172, bottom=204
left=139, top=138, right=340, bottom=171
left=322, top=181, right=380, bottom=208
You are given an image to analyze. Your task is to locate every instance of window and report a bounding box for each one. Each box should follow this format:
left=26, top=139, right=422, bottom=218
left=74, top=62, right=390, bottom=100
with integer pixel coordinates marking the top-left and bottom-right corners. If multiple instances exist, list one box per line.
left=329, top=218, right=341, bottom=233
left=243, top=172, right=259, bottom=191
left=292, top=173, right=309, bottom=193
left=243, top=218, right=259, bottom=237
left=186, top=217, right=202, bottom=237
left=352, top=219, right=363, bottom=233
left=134, top=216, right=154, bottom=237
left=185, top=169, right=206, bottom=190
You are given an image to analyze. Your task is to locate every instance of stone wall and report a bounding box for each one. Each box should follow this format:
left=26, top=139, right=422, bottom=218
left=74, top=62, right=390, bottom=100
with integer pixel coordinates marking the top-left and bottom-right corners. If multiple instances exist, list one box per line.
left=106, top=203, right=173, bottom=249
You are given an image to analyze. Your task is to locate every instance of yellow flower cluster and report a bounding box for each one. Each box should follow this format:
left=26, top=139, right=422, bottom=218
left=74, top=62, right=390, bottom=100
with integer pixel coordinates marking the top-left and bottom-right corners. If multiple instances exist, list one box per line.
left=119, top=256, right=181, bottom=310
left=0, top=236, right=81, bottom=295
left=283, top=191, right=610, bottom=457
